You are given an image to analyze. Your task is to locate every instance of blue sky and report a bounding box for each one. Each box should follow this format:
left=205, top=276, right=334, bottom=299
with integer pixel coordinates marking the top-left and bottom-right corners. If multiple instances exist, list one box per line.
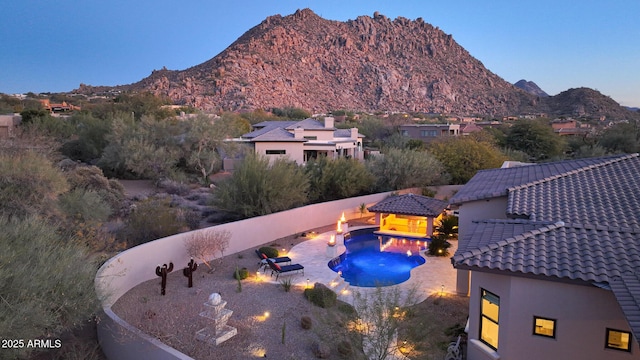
left=1, top=0, right=638, bottom=107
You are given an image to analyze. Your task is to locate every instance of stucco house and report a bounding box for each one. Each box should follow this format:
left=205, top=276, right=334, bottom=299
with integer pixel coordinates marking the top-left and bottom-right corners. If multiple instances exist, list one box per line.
left=399, top=123, right=460, bottom=144
left=234, top=117, right=363, bottom=165
left=449, top=153, right=640, bottom=360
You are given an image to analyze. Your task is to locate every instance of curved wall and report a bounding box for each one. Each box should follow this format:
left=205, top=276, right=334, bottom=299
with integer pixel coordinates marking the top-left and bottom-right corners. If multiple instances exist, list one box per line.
left=95, top=190, right=408, bottom=359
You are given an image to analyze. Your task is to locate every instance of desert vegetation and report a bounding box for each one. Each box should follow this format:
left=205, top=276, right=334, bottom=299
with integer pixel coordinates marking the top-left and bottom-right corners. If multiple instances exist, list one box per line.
left=2, top=91, right=639, bottom=358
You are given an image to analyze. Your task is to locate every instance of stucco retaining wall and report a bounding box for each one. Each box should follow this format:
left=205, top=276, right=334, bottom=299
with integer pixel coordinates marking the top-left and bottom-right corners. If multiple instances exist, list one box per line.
left=95, top=190, right=413, bottom=360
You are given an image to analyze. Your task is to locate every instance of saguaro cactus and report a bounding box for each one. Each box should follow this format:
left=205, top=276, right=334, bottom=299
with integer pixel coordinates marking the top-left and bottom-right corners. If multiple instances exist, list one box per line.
left=183, top=258, right=198, bottom=288
left=155, top=262, right=174, bottom=295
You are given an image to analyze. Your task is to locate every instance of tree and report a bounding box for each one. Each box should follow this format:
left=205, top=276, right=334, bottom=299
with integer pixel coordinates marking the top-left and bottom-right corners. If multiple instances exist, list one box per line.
left=185, top=114, right=248, bottom=184
left=350, top=286, right=418, bottom=360
left=61, top=112, right=112, bottom=163
left=504, top=119, right=566, bottom=161
left=0, top=216, right=98, bottom=360
left=429, top=137, right=507, bottom=184
left=99, top=115, right=183, bottom=179
left=305, top=156, right=374, bottom=203
left=597, top=121, right=640, bottom=154
left=213, top=154, right=309, bottom=217
left=366, top=148, right=446, bottom=191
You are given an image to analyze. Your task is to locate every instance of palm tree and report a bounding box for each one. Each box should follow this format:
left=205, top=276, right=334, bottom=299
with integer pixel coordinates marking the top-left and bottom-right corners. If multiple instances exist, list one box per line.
left=434, top=215, right=458, bottom=240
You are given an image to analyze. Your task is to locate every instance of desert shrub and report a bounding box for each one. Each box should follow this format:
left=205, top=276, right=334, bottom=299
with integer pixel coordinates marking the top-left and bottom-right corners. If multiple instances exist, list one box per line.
left=158, top=179, right=191, bottom=196
left=311, top=341, right=330, bottom=358
left=0, top=151, right=69, bottom=219
left=177, top=207, right=202, bottom=230
left=304, top=283, right=337, bottom=308
left=0, top=217, right=98, bottom=359
left=421, top=187, right=436, bottom=197
left=184, top=229, right=231, bottom=271
left=301, top=316, right=313, bottom=330
left=233, top=267, right=249, bottom=280
left=213, top=153, right=309, bottom=218
left=337, top=303, right=357, bottom=316
left=258, top=246, right=279, bottom=259
left=337, top=340, right=353, bottom=357
left=59, top=189, right=112, bottom=223
left=280, top=278, right=292, bottom=292
left=121, top=197, right=189, bottom=246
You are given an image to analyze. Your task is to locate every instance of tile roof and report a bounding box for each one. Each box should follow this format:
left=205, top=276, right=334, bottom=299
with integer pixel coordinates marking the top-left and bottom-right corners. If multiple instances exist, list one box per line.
left=506, top=153, right=640, bottom=229
left=284, top=118, right=328, bottom=130
left=449, top=154, right=635, bottom=205
left=244, top=119, right=332, bottom=140
left=610, top=274, right=640, bottom=340
left=250, top=127, right=307, bottom=142
left=451, top=153, right=640, bottom=341
left=453, top=220, right=640, bottom=284
left=243, top=121, right=298, bottom=139
left=368, top=193, right=448, bottom=217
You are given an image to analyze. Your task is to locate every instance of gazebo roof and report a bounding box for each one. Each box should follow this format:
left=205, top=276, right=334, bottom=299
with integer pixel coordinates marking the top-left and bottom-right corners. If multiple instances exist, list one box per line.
left=368, top=193, right=448, bottom=217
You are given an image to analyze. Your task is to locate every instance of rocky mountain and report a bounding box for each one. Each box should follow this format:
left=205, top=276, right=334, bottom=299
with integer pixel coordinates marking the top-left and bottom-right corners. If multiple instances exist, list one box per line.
left=538, top=87, right=636, bottom=120
left=514, top=79, right=549, bottom=97
left=74, top=9, right=637, bottom=120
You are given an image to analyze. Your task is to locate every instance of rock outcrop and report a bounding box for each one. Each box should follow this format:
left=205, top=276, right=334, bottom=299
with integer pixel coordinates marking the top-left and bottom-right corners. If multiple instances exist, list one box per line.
left=74, top=9, right=637, bottom=120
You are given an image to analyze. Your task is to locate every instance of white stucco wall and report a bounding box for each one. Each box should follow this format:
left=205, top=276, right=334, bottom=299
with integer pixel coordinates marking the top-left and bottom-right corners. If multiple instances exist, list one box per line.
left=467, top=272, right=640, bottom=360
left=456, top=197, right=508, bottom=295
left=95, top=190, right=403, bottom=360
left=254, top=141, right=304, bottom=164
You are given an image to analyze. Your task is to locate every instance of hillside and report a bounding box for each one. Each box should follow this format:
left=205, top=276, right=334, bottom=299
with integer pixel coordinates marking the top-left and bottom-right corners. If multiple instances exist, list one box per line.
left=74, top=9, right=637, bottom=120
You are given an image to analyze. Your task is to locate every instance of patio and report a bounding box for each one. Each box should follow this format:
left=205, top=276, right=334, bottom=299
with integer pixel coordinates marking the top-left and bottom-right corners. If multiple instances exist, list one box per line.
left=262, top=226, right=459, bottom=305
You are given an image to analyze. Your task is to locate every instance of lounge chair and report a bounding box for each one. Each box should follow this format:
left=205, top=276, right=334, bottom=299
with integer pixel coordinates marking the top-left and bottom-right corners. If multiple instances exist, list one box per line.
left=255, top=249, right=292, bottom=270
left=266, top=259, right=304, bottom=280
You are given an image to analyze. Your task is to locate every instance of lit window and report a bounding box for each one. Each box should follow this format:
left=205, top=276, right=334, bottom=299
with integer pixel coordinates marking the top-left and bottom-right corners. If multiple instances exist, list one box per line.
left=480, top=289, right=499, bottom=350
left=265, top=150, right=286, bottom=155
left=533, top=316, right=556, bottom=338
left=606, top=328, right=631, bottom=352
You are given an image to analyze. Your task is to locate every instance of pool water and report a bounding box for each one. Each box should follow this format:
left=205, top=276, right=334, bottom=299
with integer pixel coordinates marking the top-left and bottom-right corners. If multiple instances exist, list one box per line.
left=328, top=229, right=428, bottom=287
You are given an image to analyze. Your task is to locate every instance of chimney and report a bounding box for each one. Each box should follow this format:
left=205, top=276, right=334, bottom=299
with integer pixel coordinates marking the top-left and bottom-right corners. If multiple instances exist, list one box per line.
left=350, top=128, right=358, bottom=139
left=294, top=127, right=304, bottom=139
left=324, top=116, right=335, bottom=129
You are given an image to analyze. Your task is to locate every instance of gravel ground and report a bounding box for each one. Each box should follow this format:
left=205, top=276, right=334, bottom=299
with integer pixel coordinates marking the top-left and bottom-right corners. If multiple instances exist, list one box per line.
left=112, top=224, right=364, bottom=360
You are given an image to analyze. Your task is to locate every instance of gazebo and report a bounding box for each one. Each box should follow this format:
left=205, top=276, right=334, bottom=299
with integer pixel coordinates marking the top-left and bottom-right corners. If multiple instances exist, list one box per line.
left=367, top=193, right=448, bottom=238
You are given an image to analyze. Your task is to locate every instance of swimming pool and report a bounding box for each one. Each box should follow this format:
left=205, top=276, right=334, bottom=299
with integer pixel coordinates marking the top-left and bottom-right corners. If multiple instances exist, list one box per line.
left=327, top=228, right=428, bottom=287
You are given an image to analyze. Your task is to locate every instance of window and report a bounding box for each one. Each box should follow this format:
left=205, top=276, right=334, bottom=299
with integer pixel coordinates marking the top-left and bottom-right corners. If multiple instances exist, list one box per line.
left=533, top=316, right=556, bottom=338
left=401, top=130, right=409, bottom=136
left=480, top=289, right=500, bottom=350
left=420, top=130, right=437, bottom=137
left=265, top=150, right=286, bottom=155
left=606, top=328, right=632, bottom=352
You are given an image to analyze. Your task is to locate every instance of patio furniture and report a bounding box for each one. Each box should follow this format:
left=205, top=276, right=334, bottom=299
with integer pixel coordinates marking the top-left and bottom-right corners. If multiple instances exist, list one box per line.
left=255, top=250, right=292, bottom=270
left=266, top=259, right=304, bottom=280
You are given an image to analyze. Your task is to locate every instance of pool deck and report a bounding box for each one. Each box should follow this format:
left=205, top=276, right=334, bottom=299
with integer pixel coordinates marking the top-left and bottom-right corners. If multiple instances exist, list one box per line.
left=261, top=226, right=458, bottom=305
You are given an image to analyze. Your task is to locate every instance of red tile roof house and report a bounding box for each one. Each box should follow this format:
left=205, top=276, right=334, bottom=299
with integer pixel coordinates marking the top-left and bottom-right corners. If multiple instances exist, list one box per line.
left=449, top=153, right=640, bottom=360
